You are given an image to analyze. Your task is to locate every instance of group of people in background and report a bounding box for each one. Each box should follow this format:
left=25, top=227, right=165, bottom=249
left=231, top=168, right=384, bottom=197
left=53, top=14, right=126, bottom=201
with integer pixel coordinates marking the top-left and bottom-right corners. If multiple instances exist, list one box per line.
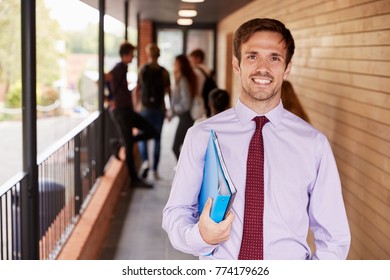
left=105, top=40, right=309, bottom=189
left=105, top=42, right=230, bottom=188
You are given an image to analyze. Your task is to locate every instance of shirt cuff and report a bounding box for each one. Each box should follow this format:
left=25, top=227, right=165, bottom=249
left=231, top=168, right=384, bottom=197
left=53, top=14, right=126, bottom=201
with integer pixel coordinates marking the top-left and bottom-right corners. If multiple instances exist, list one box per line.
left=185, top=222, right=218, bottom=256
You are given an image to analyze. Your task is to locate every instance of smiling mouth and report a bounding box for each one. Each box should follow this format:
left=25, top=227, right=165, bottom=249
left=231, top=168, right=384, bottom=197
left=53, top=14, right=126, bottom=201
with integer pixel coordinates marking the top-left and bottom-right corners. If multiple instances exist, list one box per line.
left=253, top=78, right=272, bottom=85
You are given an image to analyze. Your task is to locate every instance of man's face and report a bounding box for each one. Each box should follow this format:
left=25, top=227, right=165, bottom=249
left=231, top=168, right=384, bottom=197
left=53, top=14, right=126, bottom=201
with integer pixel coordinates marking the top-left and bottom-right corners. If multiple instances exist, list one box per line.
left=123, top=51, right=134, bottom=64
left=233, top=31, right=291, bottom=107
left=189, top=55, right=200, bottom=66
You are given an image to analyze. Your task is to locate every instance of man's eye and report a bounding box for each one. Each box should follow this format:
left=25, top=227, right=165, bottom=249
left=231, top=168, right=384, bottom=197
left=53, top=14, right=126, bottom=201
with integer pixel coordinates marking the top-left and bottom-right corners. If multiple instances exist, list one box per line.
left=271, top=56, right=281, bottom=61
left=247, top=55, right=257, bottom=60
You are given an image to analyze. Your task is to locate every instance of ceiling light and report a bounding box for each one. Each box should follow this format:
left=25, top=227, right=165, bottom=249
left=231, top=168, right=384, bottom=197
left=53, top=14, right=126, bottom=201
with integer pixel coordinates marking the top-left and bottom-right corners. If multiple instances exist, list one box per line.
left=177, top=18, right=193, bottom=26
left=178, top=9, right=197, bottom=17
left=181, top=0, right=204, bottom=3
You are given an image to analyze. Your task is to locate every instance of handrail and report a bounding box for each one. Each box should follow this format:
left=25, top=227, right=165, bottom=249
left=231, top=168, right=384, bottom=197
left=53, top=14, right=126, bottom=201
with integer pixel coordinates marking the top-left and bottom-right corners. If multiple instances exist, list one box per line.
left=36, top=100, right=61, bottom=112
left=0, top=171, right=27, bottom=197
left=1, top=108, right=110, bottom=259
left=0, top=100, right=62, bottom=114
left=37, top=111, right=100, bottom=165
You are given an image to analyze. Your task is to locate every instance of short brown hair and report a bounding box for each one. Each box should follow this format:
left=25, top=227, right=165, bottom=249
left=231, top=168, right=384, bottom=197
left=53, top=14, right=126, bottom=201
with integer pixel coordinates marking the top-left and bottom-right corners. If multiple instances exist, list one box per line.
left=209, top=88, right=229, bottom=114
left=146, top=43, right=160, bottom=59
left=233, top=18, right=295, bottom=66
left=189, top=49, right=205, bottom=63
left=119, top=41, right=135, bottom=57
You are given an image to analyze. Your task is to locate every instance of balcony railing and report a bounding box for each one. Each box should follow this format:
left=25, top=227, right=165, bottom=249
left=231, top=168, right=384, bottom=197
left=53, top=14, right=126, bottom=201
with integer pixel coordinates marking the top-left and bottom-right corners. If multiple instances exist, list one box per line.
left=0, top=111, right=111, bottom=260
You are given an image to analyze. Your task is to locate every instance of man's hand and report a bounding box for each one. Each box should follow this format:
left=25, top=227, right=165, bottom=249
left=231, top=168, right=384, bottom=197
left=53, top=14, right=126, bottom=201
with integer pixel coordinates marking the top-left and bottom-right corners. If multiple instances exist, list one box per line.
left=198, top=198, right=235, bottom=245
left=165, top=109, right=173, bottom=122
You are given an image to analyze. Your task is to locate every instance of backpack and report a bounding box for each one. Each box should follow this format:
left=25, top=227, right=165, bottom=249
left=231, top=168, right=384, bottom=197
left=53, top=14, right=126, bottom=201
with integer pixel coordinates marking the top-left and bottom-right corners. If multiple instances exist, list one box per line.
left=140, top=64, right=166, bottom=109
left=198, top=67, right=217, bottom=117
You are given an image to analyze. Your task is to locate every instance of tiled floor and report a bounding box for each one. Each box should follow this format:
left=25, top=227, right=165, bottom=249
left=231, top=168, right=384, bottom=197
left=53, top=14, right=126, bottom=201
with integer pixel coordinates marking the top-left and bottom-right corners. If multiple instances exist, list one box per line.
left=98, top=117, right=197, bottom=260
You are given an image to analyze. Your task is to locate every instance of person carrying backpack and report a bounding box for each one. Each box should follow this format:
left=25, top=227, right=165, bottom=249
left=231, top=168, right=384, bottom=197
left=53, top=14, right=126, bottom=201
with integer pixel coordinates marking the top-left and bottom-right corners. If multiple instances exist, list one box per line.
left=189, top=49, right=217, bottom=118
left=135, top=43, right=171, bottom=180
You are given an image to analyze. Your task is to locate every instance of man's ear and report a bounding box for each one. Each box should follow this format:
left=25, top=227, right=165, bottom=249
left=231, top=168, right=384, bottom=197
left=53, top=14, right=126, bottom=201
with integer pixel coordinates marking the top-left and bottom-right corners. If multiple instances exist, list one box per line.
left=232, top=56, right=240, bottom=75
left=283, top=61, right=292, bottom=80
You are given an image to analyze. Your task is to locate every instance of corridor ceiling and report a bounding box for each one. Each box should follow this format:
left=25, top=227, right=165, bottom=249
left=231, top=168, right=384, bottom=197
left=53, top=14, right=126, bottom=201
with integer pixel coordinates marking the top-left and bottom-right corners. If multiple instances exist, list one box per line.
left=80, top=0, right=253, bottom=26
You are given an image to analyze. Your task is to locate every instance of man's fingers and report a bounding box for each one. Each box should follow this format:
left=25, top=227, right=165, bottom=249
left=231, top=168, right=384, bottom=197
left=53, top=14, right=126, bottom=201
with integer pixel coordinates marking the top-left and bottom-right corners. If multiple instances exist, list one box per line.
left=202, top=197, right=212, bottom=216
left=198, top=202, right=234, bottom=245
left=222, top=210, right=235, bottom=225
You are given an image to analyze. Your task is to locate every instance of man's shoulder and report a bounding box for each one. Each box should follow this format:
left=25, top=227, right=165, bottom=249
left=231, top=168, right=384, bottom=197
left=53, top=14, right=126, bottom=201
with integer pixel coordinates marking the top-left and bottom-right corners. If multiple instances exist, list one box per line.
left=197, top=64, right=211, bottom=75
left=142, top=63, right=167, bottom=74
left=141, top=63, right=152, bottom=72
left=191, top=108, right=236, bottom=131
left=111, top=61, right=124, bottom=71
left=282, top=109, right=327, bottom=142
left=160, top=66, right=170, bottom=76
left=161, top=65, right=169, bottom=72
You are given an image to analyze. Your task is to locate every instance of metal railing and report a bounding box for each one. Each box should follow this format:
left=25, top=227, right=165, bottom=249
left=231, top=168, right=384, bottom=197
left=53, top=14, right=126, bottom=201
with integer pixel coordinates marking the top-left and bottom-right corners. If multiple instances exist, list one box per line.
left=0, top=111, right=112, bottom=260
left=0, top=173, right=26, bottom=260
left=0, top=0, right=111, bottom=260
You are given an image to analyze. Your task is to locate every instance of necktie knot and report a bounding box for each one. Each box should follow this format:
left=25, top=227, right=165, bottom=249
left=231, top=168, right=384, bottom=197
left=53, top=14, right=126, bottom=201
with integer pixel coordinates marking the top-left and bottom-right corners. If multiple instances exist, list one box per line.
left=253, top=116, right=269, bottom=131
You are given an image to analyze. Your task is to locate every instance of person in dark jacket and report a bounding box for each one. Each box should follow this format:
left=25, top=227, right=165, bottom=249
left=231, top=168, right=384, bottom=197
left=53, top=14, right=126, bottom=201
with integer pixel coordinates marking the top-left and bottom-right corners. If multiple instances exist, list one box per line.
left=105, top=41, right=156, bottom=189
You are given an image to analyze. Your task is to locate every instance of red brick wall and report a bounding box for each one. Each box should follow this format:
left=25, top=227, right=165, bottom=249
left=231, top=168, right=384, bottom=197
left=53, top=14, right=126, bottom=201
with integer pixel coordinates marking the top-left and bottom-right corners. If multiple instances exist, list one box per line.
left=138, top=19, right=153, bottom=67
left=56, top=152, right=128, bottom=260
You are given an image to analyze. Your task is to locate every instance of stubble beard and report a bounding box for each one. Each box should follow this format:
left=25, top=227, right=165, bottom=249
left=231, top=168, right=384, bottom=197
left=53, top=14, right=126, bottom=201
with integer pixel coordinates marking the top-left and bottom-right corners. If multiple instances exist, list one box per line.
left=242, top=83, right=279, bottom=103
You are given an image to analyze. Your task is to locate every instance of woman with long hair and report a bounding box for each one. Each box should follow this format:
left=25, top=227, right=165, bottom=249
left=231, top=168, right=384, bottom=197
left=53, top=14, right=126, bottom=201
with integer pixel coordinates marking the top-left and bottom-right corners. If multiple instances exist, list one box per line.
left=171, top=54, right=198, bottom=161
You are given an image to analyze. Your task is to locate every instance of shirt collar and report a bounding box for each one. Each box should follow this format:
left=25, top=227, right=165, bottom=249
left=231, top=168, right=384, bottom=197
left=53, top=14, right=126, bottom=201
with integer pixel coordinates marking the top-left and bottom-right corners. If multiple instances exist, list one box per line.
left=235, top=98, right=284, bottom=127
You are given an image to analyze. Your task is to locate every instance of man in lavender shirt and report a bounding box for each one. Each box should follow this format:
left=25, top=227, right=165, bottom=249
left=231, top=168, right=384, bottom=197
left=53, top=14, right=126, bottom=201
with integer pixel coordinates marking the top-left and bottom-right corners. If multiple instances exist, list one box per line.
left=162, top=18, right=351, bottom=260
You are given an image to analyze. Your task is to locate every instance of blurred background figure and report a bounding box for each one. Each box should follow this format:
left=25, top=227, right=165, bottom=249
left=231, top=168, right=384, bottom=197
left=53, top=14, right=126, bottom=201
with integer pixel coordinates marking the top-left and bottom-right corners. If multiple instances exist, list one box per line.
left=189, top=48, right=216, bottom=118
left=194, top=88, right=230, bottom=125
left=208, top=88, right=230, bottom=117
left=170, top=54, right=198, bottom=162
left=135, top=43, right=171, bottom=180
left=281, top=80, right=310, bottom=123
left=105, top=41, right=156, bottom=189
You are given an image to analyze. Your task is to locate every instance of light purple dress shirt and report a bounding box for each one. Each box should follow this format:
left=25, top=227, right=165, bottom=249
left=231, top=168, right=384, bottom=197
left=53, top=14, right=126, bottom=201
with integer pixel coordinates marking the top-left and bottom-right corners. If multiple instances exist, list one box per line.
left=162, top=99, right=351, bottom=260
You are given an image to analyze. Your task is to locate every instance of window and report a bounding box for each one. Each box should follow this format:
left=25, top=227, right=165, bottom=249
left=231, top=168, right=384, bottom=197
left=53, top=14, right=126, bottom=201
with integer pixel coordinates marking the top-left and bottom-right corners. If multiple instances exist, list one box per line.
left=157, top=29, right=184, bottom=74
left=36, top=0, right=100, bottom=157
left=187, top=29, right=215, bottom=70
left=157, top=27, right=215, bottom=82
left=0, top=0, right=22, bottom=186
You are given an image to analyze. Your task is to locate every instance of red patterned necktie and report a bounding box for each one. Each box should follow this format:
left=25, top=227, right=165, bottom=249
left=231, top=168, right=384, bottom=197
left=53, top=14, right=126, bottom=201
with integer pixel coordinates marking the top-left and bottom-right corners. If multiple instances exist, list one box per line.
left=238, top=116, right=269, bottom=260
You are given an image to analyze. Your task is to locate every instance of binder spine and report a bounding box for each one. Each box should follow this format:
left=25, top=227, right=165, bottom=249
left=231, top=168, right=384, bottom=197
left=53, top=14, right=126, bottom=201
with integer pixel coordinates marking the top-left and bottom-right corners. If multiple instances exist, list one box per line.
left=210, top=194, right=230, bottom=223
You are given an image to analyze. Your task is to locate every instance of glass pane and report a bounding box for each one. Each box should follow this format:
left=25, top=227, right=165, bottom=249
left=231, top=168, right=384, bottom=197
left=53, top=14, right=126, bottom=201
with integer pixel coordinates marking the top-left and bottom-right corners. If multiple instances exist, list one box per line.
left=187, top=29, right=215, bottom=70
left=104, top=16, right=137, bottom=92
left=157, top=29, right=184, bottom=74
left=103, top=12, right=136, bottom=163
left=36, top=0, right=99, bottom=158
left=0, top=1, right=22, bottom=186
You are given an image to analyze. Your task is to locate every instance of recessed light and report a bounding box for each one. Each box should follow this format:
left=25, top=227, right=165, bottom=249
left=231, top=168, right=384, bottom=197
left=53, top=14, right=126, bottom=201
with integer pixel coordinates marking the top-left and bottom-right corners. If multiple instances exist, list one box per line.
left=178, top=10, right=197, bottom=17
left=177, top=18, right=193, bottom=26
left=181, top=0, right=204, bottom=3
